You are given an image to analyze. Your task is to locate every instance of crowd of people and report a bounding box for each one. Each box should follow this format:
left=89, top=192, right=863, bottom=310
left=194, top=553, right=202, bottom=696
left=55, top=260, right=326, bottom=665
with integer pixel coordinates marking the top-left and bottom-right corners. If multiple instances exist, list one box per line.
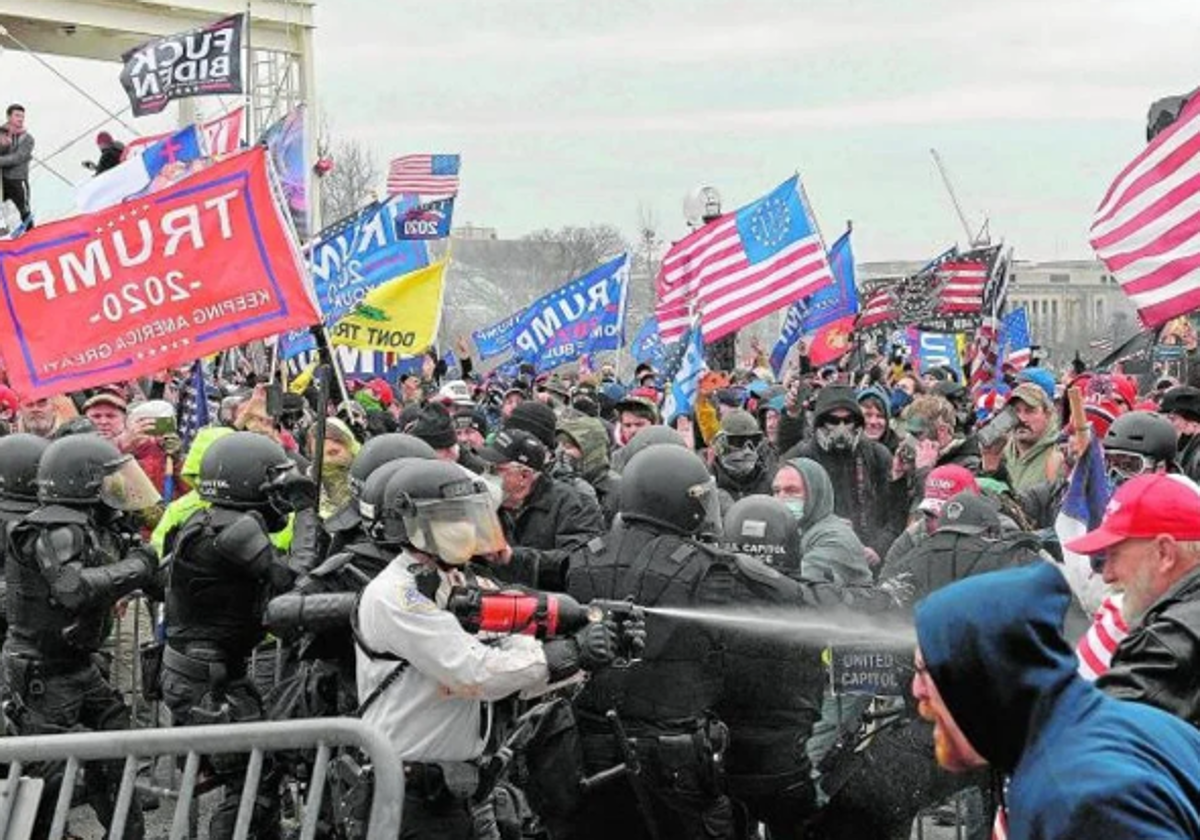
left=2, top=336, right=1200, bottom=839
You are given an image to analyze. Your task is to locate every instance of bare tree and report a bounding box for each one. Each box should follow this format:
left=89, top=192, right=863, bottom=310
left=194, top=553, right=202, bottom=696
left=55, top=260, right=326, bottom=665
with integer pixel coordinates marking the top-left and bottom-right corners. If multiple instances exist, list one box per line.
left=317, top=116, right=380, bottom=224
left=520, top=224, right=629, bottom=288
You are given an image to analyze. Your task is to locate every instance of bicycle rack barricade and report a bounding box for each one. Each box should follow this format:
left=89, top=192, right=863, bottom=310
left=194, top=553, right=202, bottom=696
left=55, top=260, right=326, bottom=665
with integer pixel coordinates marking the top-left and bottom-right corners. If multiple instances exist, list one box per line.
left=0, top=717, right=403, bottom=840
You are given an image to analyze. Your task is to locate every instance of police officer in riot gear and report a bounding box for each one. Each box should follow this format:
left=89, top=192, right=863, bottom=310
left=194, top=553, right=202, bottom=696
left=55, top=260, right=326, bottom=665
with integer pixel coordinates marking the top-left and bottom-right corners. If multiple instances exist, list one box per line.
left=355, top=458, right=619, bottom=839
left=0, top=434, right=49, bottom=641
left=567, top=444, right=846, bottom=840
left=722, top=494, right=803, bottom=576
left=5, top=433, right=160, bottom=840
left=265, top=448, right=436, bottom=720
left=161, top=431, right=316, bottom=840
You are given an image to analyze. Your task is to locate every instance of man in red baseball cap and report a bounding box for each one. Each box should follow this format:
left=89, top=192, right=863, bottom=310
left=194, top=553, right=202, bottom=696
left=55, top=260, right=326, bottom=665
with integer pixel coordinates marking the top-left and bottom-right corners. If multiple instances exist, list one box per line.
left=1066, top=473, right=1200, bottom=726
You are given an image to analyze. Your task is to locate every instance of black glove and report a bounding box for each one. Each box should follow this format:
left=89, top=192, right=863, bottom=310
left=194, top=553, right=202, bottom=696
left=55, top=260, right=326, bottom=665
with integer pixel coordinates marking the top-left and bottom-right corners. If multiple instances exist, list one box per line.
left=542, top=621, right=618, bottom=682
left=615, top=613, right=647, bottom=662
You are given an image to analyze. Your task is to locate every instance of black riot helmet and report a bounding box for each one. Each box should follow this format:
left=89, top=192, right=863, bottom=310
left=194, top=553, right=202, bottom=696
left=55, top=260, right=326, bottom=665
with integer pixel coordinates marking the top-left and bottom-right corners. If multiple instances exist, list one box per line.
left=612, top=424, right=688, bottom=473
left=348, top=433, right=436, bottom=501
left=36, top=433, right=161, bottom=510
left=620, top=444, right=722, bottom=537
left=1103, top=410, right=1179, bottom=485
left=359, top=460, right=408, bottom=543
left=198, top=431, right=316, bottom=514
left=623, top=425, right=687, bottom=456
left=379, top=459, right=505, bottom=565
left=0, top=433, right=49, bottom=510
left=722, top=494, right=801, bottom=572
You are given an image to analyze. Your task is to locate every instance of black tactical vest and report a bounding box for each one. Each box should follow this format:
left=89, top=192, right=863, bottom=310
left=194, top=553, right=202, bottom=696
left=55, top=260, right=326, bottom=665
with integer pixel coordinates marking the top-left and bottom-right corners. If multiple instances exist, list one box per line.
left=567, top=521, right=727, bottom=722
left=6, top=506, right=117, bottom=663
left=165, top=507, right=269, bottom=658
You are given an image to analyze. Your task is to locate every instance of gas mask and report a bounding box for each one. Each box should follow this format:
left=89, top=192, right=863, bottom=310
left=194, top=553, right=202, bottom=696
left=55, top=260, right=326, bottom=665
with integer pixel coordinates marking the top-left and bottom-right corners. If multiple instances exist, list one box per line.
left=816, top=420, right=861, bottom=453
left=718, top=447, right=761, bottom=479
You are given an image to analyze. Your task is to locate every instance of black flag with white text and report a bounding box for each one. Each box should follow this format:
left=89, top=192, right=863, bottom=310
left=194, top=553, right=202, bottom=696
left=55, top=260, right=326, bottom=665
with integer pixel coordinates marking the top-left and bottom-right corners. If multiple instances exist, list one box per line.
left=119, top=14, right=245, bottom=117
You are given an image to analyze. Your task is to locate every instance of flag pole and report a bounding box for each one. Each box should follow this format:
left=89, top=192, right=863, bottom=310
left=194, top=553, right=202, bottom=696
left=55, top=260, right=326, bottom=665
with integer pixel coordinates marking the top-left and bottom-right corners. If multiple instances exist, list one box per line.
left=614, top=253, right=631, bottom=383
left=310, top=324, right=350, bottom=406
left=244, top=2, right=254, bottom=134
left=795, top=169, right=830, bottom=255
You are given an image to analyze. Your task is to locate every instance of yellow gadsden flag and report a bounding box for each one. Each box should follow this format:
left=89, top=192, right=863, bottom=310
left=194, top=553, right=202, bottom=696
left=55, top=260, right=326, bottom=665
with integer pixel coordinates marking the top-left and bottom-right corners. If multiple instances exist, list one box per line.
left=330, top=258, right=447, bottom=354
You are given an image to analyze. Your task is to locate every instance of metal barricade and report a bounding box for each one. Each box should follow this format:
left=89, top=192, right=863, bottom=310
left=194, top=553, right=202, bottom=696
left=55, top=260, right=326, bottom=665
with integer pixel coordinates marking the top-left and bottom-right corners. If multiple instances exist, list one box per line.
left=0, top=717, right=403, bottom=840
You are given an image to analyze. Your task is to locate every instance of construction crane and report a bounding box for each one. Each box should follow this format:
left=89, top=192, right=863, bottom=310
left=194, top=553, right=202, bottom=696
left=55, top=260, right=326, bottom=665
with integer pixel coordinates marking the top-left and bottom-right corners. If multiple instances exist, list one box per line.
left=930, top=148, right=991, bottom=248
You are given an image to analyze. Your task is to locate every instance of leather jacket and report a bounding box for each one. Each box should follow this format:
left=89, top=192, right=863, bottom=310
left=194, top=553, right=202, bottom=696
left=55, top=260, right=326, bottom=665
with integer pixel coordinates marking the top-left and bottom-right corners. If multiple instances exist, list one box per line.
left=1097, top=566, right=1200, bottom=728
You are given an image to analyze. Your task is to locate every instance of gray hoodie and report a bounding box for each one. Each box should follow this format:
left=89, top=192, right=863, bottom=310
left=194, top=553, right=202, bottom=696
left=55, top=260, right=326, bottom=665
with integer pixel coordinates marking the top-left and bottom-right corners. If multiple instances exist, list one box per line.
left=788, top=457, right=873, bottom=586
left=0, top=131, right=34, bottom=181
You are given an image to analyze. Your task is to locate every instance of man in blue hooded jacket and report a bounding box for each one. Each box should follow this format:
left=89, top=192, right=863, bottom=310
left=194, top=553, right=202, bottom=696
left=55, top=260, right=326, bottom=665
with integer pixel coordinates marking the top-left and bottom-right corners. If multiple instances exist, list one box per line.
left=914, top=561, right=1200, bottom=839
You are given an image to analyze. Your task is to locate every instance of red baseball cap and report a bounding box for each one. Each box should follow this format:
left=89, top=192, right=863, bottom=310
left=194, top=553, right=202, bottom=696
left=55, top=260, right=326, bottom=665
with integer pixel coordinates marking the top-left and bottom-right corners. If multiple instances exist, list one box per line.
left=919, top=465, right=979, bottom=515
left=1065, top=473, right=1200, bottom=554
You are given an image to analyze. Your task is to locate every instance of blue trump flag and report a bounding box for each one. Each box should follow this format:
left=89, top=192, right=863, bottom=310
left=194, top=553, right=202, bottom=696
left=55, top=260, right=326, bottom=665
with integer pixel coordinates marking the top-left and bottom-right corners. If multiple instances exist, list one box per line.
left=662, top=319, right=706, bottom=422
left=510, top=254, right=630, bottom=371
left=769, top=229, right=857, bottom=374
left=915, top=331, right=964, bottom=378
left=395, top=195, right=455, bottom=240
left=631, top=315, right=667, bottom=370
left=473, top=308, right=527, bottom=361
left=279, top=195, right=430, bottom=358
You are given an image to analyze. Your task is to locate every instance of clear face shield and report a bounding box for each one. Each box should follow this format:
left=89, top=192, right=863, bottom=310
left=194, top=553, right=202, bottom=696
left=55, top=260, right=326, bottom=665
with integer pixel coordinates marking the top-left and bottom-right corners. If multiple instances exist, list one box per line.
left=404, top=492, right=508, bottom=565
left=688, top=478, right=724, bottom=539
left=99, top=455, right=162, bottom=511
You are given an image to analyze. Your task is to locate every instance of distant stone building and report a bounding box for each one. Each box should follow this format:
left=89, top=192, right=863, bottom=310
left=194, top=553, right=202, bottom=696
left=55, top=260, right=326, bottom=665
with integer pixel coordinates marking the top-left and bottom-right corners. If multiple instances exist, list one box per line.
left=1006, top=260, right=1137, bottom=357
left=452, top=224, right=500, bottom=241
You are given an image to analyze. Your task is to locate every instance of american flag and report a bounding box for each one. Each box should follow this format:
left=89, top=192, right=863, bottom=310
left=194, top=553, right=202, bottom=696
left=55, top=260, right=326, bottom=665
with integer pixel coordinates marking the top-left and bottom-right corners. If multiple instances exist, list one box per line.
left=1090, top=97, right=1200, bottom=328
left=966, top=315, right=1001, bottom=394
left=386, top=154, right=461, bottom=196
left=934, top=259, right=988, bottom=314
left=655, top=175, right=833, bottom=344
left=965, top=251, right=1011, bottom=400
left=176, top=359, right=210, bottom=451
left=857, top=286, right=898, bottom=328
left=1001, top=306, right=1032, bottom=370
left=1088, top=335, right=1115, bottom=354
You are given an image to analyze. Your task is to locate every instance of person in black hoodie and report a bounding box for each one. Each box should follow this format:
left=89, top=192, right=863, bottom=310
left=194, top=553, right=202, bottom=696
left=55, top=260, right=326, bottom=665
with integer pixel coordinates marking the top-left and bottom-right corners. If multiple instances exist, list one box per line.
left=781, top=385, right=900, bottom=563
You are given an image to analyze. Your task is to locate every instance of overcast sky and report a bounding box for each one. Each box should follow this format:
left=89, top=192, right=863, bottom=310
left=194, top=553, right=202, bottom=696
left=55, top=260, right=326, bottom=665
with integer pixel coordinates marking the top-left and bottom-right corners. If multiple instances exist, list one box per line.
left=9, top=0, right=1200, bottom=262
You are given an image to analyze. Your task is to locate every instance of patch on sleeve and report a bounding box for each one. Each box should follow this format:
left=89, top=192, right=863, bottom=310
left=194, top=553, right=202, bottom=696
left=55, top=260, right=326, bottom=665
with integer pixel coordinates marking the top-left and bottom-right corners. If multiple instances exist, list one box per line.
left=397, top=583, right=439, bottom=613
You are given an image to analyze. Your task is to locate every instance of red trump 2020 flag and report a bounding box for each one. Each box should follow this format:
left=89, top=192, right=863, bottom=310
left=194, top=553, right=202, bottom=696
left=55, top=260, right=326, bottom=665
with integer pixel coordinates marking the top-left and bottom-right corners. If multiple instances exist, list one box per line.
left=0, top=146, right=319, bottom=398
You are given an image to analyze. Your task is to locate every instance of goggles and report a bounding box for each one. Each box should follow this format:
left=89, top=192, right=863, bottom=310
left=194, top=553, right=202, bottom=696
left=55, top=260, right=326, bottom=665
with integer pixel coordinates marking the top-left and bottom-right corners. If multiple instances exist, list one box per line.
left=1104, top=450, right=1155, bottom=480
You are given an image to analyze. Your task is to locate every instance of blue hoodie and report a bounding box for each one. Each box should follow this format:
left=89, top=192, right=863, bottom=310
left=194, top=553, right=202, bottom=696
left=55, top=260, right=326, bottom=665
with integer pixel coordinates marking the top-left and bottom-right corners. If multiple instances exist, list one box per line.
left=916, top=562, right=1200, bottom=839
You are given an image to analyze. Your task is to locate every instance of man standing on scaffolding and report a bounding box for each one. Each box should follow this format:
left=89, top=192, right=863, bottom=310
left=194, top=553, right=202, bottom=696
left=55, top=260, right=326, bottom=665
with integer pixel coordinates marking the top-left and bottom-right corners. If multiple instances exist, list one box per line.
left=0, top=103, right=33, bottom=227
